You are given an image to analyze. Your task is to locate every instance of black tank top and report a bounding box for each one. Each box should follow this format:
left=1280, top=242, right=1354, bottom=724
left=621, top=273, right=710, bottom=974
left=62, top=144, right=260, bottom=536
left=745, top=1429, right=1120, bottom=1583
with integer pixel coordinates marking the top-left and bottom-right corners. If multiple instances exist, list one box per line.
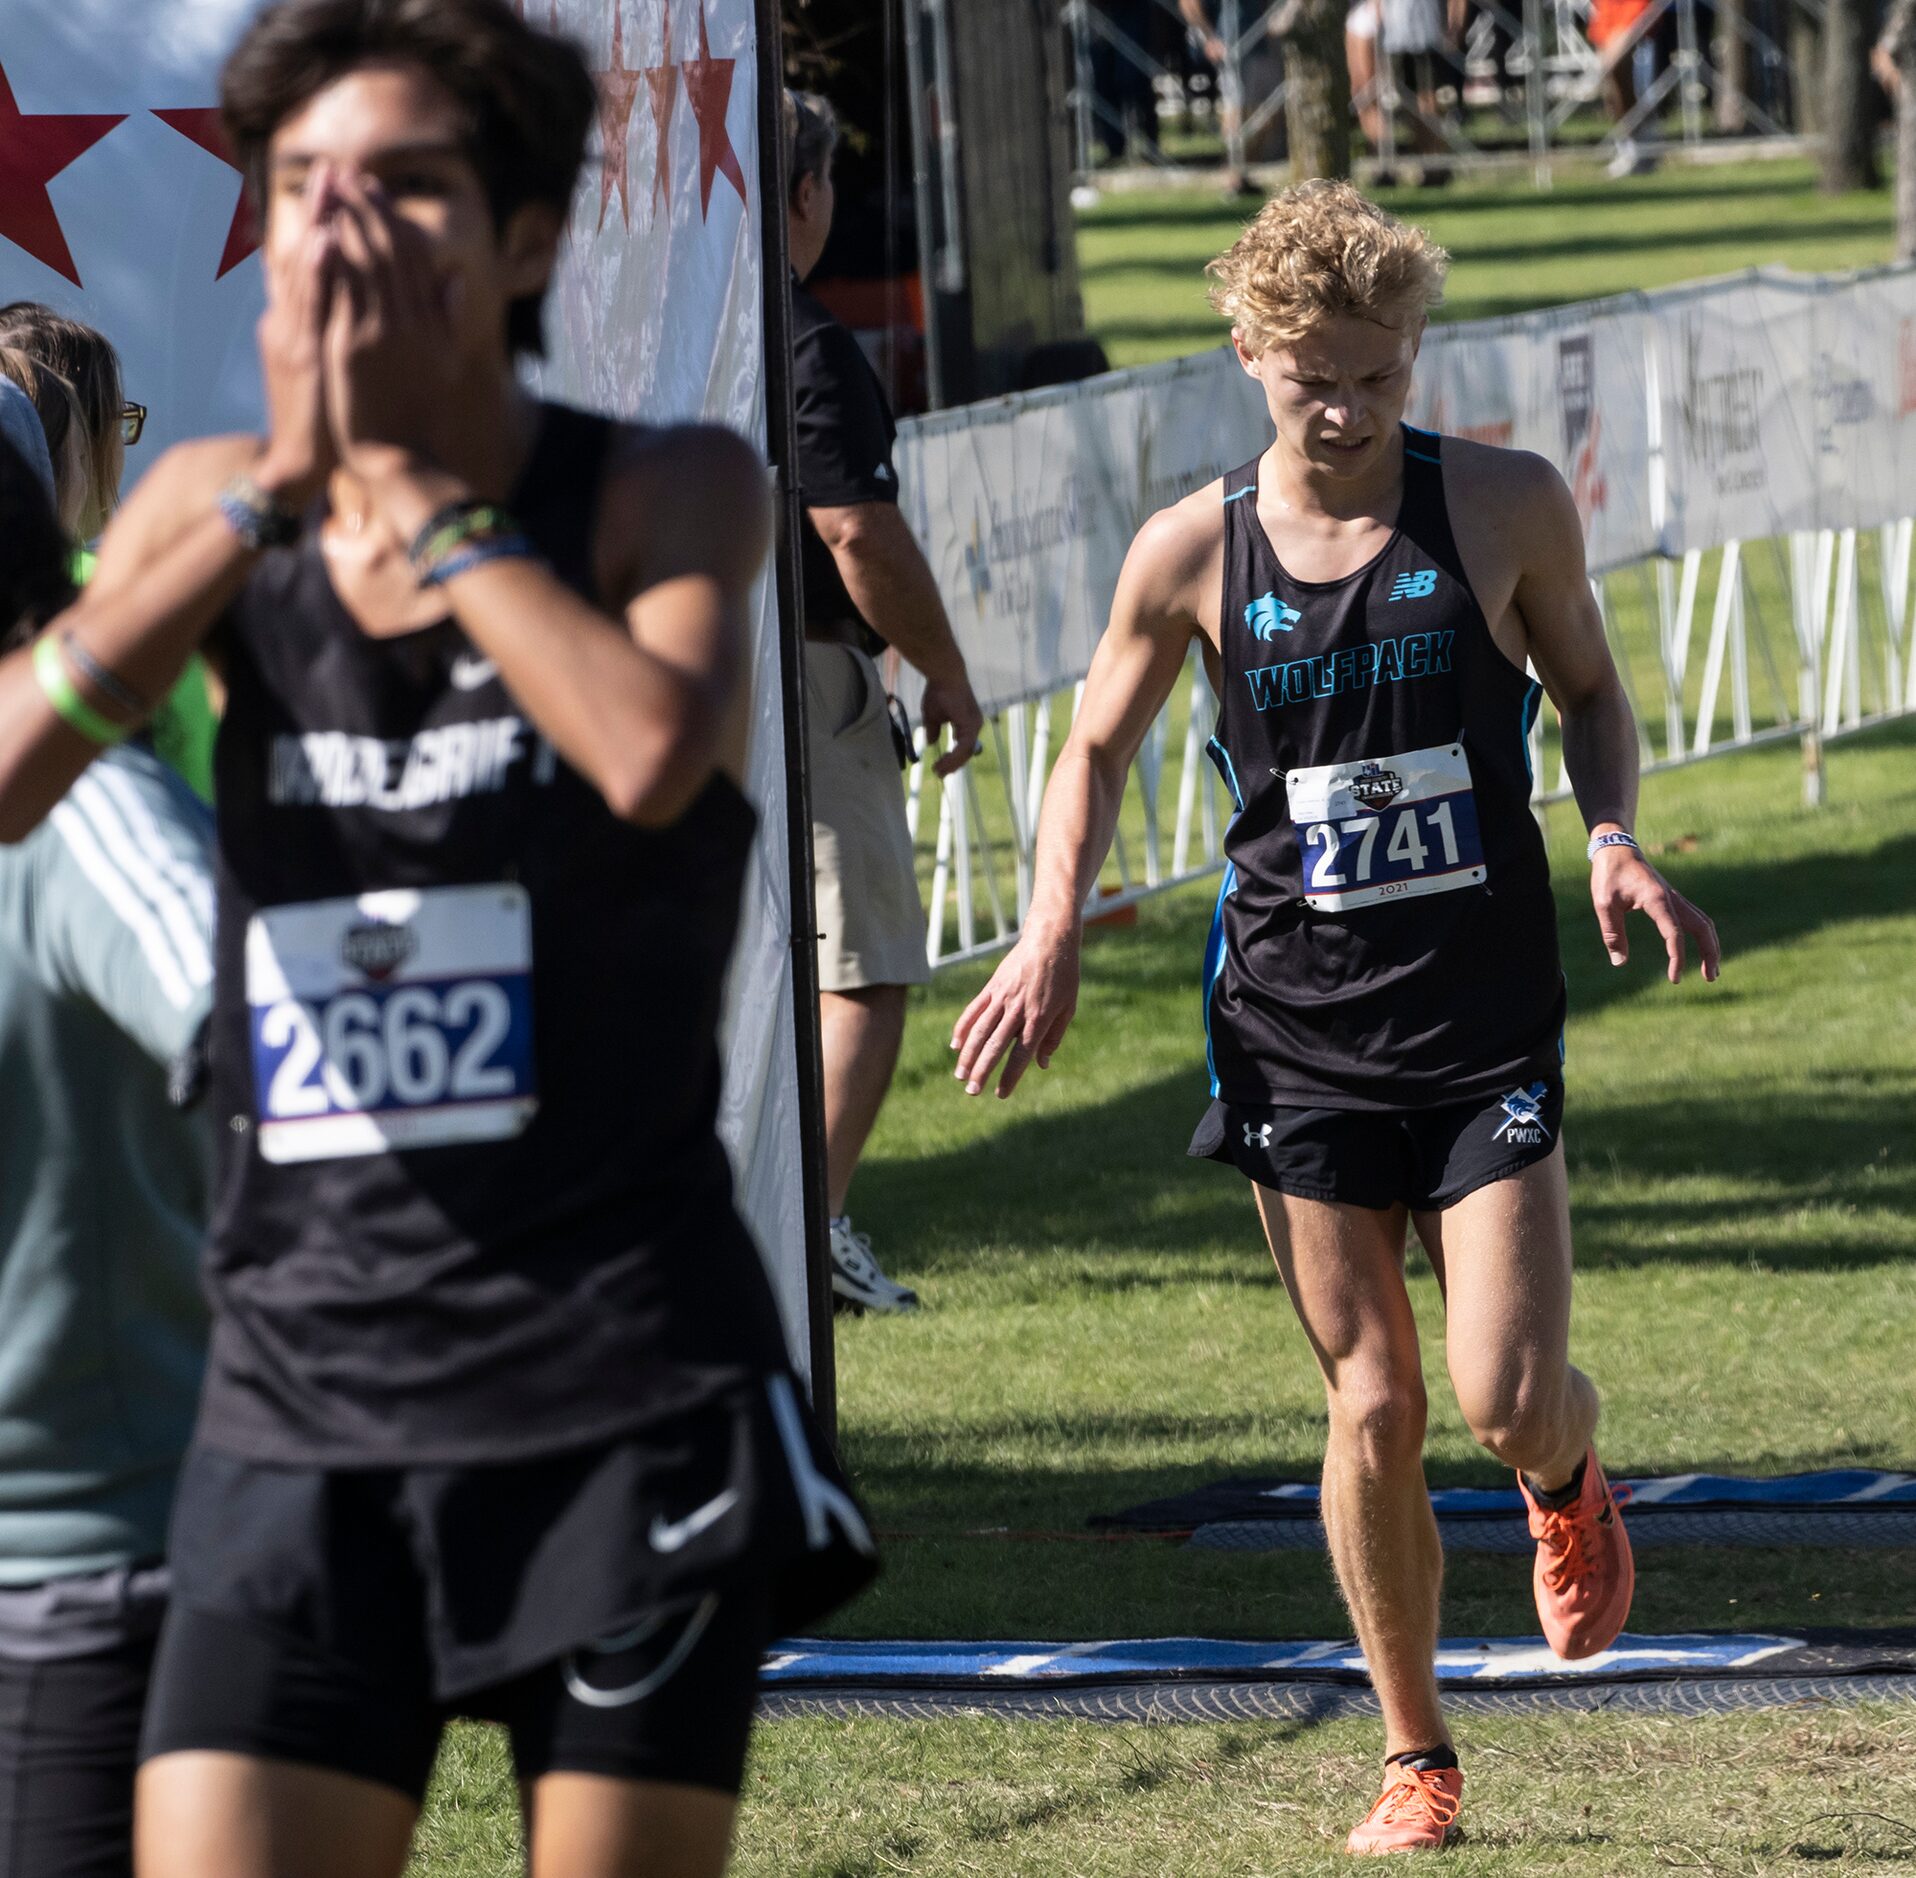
left=199, top=402, right=790, bottom=1466
left=1204, top=427, right=1564, bottom=1111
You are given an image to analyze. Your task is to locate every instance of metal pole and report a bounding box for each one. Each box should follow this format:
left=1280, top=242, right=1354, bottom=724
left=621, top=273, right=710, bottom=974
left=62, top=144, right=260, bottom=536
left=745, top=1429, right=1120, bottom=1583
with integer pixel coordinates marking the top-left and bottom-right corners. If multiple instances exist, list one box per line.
left=1676, top=0, right=1704, bottom=144
left=1524, top=0, right=1551, bottom=187
left=901, top=0, right=948, bottom=408
left=754, top=0, right=837, bottom=1437
left=1223, top=0, right=1248, bottom=179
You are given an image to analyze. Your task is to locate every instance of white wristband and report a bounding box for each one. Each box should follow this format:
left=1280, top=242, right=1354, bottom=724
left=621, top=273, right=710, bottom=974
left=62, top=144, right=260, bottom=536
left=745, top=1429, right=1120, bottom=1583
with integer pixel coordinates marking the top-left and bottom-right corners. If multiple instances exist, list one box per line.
left=1586, top=830, right=1640, bottom=863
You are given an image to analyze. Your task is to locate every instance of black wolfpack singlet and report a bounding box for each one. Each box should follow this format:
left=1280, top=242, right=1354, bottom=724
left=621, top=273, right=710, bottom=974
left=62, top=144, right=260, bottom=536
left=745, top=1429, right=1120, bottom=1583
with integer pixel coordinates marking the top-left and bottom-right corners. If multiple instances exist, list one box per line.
left=1203, top=426, right=1565, bottom=1111
left=199, top=403, right=790, bottom=1465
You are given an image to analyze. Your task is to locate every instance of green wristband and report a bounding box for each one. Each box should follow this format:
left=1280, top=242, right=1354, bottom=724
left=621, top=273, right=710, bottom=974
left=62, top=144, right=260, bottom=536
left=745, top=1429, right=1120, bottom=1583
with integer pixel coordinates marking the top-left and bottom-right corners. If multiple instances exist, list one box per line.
left=33, top=634, right=129, bottom=747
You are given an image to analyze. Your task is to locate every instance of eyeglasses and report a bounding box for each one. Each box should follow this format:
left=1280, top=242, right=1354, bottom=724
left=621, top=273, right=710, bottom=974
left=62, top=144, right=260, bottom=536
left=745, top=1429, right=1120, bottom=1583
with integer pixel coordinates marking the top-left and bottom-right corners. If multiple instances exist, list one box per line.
left=120, top=402, right=146, bottom=447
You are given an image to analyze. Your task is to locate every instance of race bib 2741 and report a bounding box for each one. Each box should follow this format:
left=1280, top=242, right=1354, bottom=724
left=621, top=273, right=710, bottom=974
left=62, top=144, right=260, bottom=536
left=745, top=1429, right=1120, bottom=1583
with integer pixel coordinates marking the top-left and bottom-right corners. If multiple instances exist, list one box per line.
left=1283, top=742, right=1487, bottom=913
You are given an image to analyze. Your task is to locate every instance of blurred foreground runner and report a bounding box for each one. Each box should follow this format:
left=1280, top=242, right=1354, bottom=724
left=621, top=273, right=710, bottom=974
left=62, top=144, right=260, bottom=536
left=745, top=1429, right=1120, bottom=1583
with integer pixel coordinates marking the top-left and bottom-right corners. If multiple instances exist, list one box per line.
left=953, top=182, right=1718, bottom=1855
left=0, top=3, right=872, bottom=1873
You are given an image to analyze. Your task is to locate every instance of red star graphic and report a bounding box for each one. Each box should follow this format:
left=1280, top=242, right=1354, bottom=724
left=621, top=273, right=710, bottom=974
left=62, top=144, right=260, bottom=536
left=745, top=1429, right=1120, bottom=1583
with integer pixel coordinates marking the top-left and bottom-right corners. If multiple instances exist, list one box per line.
left=153, top=109, right=260, bottom=279
left=680, top=1, right=745, bottom=219
left=0, top=62, right=124, bottom=286
left=642, top=0, right=678, bottom=220
left=595, top=3, right=643, bottom=230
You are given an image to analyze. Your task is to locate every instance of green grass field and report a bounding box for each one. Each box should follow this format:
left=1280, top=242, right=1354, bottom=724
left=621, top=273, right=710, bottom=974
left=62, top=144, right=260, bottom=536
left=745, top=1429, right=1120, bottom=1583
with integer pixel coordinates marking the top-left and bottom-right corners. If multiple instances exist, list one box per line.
left=403, top=170, right=1916, bottom=1876
left=409, top=718, right=1916, bottom=1876
left=1078, top=158, right=1898, bottom=367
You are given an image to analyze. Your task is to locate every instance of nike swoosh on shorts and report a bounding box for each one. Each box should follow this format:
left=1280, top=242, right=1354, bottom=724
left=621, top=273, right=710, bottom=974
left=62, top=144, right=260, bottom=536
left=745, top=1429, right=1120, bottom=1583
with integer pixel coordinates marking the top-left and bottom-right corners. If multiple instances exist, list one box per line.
left=648, top=1487, right=740, bottom=1554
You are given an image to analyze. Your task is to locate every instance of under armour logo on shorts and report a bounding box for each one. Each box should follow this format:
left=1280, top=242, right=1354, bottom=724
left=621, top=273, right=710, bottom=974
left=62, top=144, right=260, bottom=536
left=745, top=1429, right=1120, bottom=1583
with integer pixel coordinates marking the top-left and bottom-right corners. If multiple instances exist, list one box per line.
left=1244, top=1122, right=1273, bottom=1148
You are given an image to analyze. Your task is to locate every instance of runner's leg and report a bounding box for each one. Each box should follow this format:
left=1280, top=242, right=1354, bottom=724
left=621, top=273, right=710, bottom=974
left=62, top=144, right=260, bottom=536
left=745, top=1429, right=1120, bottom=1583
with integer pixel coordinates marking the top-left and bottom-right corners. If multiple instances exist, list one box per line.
left=135, top=1754, right=417, bottom=1878
left=1252, top=1187, right=1447, bottom=1757
left=1414, top=1142, right=1597, bottom=1491
left=525, top=1775, right=735, bottom=1878
left=819, top=985, right=907, bottom=1217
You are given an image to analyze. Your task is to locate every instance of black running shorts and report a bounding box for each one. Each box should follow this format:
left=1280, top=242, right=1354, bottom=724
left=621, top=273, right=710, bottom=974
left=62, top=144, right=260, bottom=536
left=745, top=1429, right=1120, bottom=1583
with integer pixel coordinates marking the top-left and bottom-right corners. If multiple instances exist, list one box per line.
left=141, top=1588, right=766, bottom=1803
left=1189, top=1075, right=1565, bottom=1211
left=140, top=1378, right=877, bottom=1802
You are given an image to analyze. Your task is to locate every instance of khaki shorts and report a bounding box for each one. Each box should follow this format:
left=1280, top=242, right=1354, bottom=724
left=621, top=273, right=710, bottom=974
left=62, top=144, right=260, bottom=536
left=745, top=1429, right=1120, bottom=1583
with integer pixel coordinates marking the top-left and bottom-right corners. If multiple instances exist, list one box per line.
left=806, top=643, right=930, bottom=992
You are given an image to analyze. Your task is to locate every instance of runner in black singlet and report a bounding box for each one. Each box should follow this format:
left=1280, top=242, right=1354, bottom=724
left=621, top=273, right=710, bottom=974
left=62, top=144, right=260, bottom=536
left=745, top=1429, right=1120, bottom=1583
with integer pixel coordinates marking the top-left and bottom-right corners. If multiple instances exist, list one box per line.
left=954, top=183, right=1720, bottom=1855
left=0, top=5, right=872, bottom=1874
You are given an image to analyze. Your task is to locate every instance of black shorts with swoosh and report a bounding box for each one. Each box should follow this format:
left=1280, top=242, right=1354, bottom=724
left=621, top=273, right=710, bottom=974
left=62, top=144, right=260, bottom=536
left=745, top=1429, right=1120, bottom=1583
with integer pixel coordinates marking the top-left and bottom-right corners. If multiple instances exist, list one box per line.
left=1189, top=1074, right=1565, bottom=1211
left=141, top=1376, right=876, bottom=1798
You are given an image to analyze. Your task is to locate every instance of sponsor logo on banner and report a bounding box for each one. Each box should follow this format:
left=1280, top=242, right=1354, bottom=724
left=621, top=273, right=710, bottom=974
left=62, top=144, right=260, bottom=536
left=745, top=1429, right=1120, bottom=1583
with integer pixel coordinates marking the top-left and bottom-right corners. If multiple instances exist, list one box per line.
left=1814, top=351, right=1878, bottom=456
left=961, top=479, right=1092, bottom=623
left=1427, top=392, right=1512, bottom=449
left=1679, top=318, right=1765, bottom=497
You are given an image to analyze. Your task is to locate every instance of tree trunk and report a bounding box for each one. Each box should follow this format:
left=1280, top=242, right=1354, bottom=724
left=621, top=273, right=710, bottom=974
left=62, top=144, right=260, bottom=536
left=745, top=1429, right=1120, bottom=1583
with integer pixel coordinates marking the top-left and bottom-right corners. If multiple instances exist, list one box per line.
left=1822, top=0, right=1882, bottom=189
left=1791, top=0, right=1823, bottom=135
left=1279, top=0, right=1353, bottom=179
left=1715, top=0, right=1749, bottom=132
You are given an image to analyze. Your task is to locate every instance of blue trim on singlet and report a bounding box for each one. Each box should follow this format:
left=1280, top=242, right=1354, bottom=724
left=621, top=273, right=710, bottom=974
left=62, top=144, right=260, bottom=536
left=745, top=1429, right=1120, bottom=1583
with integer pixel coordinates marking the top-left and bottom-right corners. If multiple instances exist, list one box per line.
left=1403, top=424, right=1442, bottom=465
left=1224, top=483, right=1257, bottom=503
left=1518, top=679, right=1542, bottom=781
left=1205, top=735, right=1245, bottom=812
left=1201, top=862, right=1239, bottom=1096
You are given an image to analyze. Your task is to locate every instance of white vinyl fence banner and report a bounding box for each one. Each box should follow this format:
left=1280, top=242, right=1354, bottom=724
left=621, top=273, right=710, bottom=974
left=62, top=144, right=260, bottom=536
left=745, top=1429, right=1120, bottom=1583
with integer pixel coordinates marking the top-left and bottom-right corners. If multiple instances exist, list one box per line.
left=0, top=0, right=811, bottom=1375
left=894, top=265, right=1916, bottom=967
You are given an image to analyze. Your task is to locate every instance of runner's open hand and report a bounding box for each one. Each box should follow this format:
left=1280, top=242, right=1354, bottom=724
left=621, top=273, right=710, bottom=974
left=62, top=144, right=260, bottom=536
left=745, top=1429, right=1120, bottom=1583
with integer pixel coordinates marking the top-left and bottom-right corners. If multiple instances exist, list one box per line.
left=321, top=172, right=458, bottom=483
left=951, top=926, right=1080, bottom=1097
left=1591, top=844, right=1720, bottom=983
left=254, top=172, right=338, bottom=503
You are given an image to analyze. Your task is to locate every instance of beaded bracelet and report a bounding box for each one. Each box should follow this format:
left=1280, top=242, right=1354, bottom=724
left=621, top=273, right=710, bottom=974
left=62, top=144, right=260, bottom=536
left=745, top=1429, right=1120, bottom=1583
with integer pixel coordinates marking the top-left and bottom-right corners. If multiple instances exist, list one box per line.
left=60, top=630, right=149, bottom=720
left=417, top=534, right=536, bottom=589
left=216, top=475, right=301, bottom=551
left=407, top=501, right=520, bottom=580
left=33, top=634, right=130, bottom=746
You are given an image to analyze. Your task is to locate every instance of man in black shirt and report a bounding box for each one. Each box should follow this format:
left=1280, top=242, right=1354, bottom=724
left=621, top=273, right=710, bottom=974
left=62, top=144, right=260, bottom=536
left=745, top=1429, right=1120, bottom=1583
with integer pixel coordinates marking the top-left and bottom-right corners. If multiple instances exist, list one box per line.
left=787, top=91, right=983, bottom=1314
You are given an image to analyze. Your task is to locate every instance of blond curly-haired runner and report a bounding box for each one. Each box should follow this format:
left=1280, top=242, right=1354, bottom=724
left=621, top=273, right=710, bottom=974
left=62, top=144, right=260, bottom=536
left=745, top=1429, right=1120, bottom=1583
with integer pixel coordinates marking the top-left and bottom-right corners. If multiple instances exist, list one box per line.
left=954, top=182, right=1720, bottom=1854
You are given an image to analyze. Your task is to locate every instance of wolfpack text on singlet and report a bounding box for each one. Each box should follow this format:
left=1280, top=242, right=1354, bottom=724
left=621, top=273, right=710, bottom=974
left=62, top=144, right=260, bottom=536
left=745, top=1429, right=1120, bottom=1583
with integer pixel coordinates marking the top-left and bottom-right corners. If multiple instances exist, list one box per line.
left=1202, top=427, right=1565, bottom=1111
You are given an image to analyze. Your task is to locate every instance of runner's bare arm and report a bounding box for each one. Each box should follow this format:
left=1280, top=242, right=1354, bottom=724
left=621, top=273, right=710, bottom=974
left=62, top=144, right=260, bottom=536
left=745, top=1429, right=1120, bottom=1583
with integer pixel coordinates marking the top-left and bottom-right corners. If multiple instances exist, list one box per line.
left=950, top=502, right=1209, bottom=1097
left=1516, top=465, right=1720, bottom=984
left=0, top=435, right=271, bottom=842
left=364, top=427, right=768, bottom=824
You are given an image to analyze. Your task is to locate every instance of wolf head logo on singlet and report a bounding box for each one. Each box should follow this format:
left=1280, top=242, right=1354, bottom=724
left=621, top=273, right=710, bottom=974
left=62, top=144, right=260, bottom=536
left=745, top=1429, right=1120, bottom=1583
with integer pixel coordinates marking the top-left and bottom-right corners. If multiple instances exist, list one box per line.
left=1245, top=592, right=1302, bottom=641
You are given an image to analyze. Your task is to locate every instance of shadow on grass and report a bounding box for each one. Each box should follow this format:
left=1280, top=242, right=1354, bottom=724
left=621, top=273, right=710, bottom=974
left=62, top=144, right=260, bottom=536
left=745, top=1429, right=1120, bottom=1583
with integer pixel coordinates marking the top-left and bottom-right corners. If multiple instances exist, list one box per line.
left=1075, top=169, right=1809, bottom=235
left=1081, top=216, right=1889, bottom=285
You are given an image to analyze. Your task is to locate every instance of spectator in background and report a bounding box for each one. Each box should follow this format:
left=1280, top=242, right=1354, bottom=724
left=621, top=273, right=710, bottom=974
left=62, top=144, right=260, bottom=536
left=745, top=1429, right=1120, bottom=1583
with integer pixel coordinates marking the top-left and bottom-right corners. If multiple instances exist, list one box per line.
left=0, top=307, right=215, bottom=804
left=1178, top=0, right=1287, bottom=192
left=0, top=410, right=213, bottom=1878
left=787, top=90, right=984, bottom=1314
left=1378, top=0, right=1464, bottom=181
left=1090, top=0, right=1163, bottom=163
left=1588, top=0, right=1661, bottom=174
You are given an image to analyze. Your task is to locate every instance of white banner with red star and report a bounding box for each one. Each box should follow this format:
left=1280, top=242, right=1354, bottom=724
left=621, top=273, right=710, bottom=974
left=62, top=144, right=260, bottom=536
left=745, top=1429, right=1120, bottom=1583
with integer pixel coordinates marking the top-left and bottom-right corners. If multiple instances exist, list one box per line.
left=0, top=0, right=814, bottom=1376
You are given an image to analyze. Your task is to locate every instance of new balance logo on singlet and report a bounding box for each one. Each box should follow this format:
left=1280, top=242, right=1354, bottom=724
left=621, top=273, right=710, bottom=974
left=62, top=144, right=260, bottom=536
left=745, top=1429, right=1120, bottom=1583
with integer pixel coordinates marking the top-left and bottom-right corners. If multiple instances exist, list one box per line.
left=1389, top=569, right=1439, bottom=601
left=1243, top=631, right=1455, bottom=713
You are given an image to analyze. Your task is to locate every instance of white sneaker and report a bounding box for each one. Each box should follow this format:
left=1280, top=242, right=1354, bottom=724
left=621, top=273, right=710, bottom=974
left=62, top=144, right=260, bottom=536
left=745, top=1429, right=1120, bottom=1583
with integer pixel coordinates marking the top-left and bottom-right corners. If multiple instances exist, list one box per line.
left=830, top=1218, right=919, bottom=1315
left=1605, top=139, right=1638, bottom=180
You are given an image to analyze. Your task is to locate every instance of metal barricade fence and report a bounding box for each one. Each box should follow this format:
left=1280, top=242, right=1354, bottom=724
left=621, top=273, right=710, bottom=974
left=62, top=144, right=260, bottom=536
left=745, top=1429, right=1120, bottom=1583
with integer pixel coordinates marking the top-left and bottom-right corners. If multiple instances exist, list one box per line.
left=895, top=271, right=1916, bottom=970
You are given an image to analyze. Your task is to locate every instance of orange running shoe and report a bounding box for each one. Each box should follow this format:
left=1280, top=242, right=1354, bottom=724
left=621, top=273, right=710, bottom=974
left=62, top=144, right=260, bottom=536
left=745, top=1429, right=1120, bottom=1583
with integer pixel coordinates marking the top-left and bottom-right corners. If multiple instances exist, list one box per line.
left=1518, top=1446, right=1635, bottom=1660
left=1346, top=1759, right=1464, bottom=1855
